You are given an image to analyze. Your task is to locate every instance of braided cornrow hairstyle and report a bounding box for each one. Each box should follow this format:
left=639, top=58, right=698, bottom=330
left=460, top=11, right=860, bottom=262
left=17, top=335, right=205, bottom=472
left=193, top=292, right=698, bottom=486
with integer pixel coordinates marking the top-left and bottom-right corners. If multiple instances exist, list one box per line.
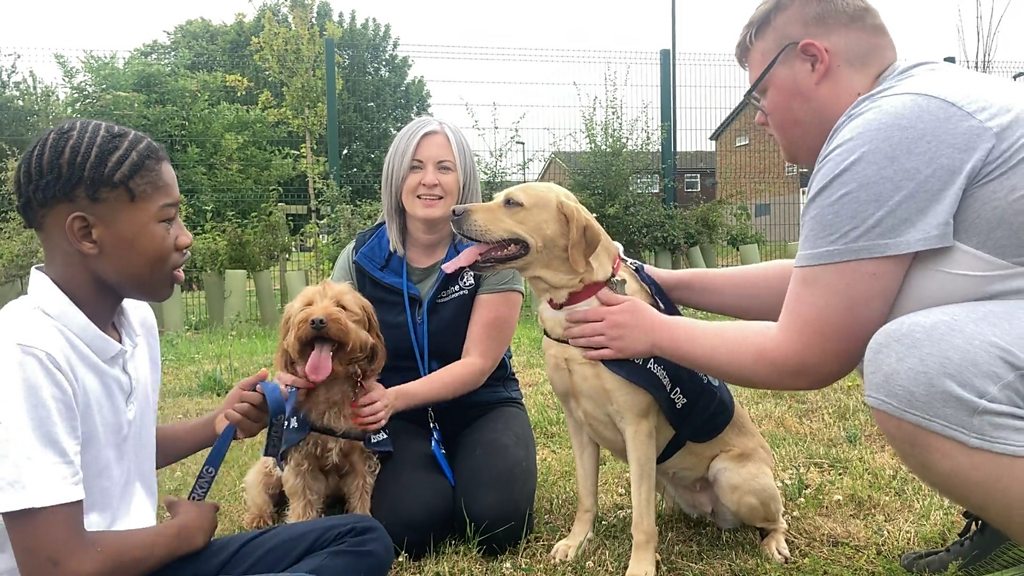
left=13, top=119, right=170, bottom=229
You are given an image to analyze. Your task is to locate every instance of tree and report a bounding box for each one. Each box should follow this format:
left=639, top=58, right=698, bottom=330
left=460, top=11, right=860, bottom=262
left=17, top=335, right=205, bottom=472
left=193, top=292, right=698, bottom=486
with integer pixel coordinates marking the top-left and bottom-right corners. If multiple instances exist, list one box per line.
left=565, top=71, right=684, bottom=258
left=252, top=0, right=338, bottom=223
left=0, top=0, right=439, bottom=283
left=0, top=53, right=64, bottom=166
left=56, top=49, right=298, bottom=231
left=0, top=145, right=42, bottom=282
left=956, top=0, right=1015, bottom=72
left=139, top=14, right=266, bottom=80
left=333, top=10, right=431, bottom=203
left=466, top=104, right=529, bottom=200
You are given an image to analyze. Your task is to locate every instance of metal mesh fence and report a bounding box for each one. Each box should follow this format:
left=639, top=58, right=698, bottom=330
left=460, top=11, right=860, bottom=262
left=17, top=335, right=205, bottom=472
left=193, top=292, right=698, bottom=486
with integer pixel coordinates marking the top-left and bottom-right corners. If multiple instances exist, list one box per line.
left=2, top=43, right=1021, bottom=327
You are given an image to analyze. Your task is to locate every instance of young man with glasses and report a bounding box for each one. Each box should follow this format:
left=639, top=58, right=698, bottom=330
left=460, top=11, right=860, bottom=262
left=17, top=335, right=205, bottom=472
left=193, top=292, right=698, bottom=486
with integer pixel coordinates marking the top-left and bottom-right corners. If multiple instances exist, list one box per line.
left=562, top=1, right=1024, bottom=574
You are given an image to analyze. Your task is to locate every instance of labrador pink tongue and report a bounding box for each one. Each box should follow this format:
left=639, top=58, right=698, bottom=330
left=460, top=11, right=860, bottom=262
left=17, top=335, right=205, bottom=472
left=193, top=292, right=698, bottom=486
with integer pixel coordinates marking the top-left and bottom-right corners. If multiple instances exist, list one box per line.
left=441, top=243, right=493, bottom=274
left=305, top=340, right=334, bottom=384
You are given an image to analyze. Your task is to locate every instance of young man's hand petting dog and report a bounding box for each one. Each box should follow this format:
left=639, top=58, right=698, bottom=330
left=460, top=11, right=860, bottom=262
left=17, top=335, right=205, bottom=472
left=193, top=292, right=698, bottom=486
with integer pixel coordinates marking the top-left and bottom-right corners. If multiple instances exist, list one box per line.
left=562, top=288, right=669, bottom=361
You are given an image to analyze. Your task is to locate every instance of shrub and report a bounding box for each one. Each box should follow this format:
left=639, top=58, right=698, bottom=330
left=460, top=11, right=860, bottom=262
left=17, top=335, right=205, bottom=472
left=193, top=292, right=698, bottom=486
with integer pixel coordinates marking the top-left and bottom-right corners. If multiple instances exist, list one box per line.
left=724, top=203, right=766, bottom=249
left=0, top=220, right=41, bottom=283
left=687, top=199, right=729, bottom=247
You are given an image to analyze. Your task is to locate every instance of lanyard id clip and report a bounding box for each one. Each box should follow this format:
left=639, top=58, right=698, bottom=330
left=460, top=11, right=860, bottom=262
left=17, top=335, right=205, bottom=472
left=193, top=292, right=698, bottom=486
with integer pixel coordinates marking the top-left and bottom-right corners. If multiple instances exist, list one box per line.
left=429, top=407, right=455, bottom=486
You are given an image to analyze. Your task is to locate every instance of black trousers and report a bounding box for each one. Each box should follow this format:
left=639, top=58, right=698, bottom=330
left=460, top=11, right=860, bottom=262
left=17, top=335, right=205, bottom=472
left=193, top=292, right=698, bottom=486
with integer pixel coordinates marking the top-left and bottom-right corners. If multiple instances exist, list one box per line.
left=151, top=514, right=393, bottom=576
left=371, top=400, right=537, bottom=559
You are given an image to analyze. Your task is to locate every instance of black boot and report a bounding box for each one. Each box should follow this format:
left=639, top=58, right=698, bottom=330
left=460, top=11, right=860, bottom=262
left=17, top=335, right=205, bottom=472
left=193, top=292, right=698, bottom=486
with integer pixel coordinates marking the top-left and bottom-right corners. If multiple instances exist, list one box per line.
left=901, top=511, right=1024, bottom=575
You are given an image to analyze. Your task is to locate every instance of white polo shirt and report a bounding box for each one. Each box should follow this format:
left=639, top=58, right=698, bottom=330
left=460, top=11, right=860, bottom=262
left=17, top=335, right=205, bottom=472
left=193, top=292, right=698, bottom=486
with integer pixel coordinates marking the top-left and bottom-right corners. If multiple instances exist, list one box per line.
left=0, top=266, right=160, bottom=576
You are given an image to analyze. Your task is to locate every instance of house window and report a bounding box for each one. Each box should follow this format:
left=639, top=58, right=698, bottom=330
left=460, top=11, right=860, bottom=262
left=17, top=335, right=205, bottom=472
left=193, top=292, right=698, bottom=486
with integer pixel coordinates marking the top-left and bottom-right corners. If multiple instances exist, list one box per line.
left=683, top=173, right=701, bottom=192
left=735, top=135, right=750, bottom=147
left=754, top=203, right=771, bottom=218
left=631, top=173, right=660, bottom=195
left=784, top=162, right=798, bottom=176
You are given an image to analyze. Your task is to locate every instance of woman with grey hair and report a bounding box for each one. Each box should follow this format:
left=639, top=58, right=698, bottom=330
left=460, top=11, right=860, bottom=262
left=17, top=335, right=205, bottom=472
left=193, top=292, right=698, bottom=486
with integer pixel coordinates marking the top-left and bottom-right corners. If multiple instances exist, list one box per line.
left=321, top=116, right=536, bottom=558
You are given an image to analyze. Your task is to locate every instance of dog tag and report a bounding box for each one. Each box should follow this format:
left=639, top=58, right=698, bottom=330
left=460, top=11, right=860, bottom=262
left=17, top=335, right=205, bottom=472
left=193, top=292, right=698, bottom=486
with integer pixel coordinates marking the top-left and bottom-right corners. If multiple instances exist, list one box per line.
left=607, top=276, right=627, bottom=295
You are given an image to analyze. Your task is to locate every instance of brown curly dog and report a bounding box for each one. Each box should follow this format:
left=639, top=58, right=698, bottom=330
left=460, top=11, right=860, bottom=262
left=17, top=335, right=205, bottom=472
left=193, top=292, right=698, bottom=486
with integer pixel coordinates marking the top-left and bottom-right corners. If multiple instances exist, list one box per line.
left=242, top=280, right=386, bottom=528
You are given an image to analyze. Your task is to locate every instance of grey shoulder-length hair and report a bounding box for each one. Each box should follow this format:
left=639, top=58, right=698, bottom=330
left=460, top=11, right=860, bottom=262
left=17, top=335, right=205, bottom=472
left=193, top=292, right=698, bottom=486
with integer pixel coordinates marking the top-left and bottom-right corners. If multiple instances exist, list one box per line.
left=378, top=116, right=481, bottom=256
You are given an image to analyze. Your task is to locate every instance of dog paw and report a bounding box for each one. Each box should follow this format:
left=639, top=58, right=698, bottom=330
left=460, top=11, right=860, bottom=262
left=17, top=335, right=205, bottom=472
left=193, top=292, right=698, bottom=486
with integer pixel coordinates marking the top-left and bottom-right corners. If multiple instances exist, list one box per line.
left=625, top=561, right=657, bottom=576
left=242, top=511, right=274, bottom=531
left=284, top=506, right=320, bottom=524
left=761, top=531, right=791, bottom=563
left=550, top=532, right=592, bottom=562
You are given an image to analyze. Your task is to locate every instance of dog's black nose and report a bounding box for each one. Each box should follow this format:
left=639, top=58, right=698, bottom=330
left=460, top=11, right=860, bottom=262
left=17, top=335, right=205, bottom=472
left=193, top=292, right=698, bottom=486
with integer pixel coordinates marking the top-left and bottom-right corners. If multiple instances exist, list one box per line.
left=451, top=205, right=465, bottom=219
left=310, top=317, right=327, bottom=331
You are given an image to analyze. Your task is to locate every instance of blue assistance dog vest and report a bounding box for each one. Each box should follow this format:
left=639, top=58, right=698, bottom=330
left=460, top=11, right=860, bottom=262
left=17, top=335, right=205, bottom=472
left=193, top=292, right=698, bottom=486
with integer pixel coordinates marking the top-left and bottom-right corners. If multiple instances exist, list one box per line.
left=271, top=382, right=394, bottom=468
left=600, top=259, right=735, bottom=465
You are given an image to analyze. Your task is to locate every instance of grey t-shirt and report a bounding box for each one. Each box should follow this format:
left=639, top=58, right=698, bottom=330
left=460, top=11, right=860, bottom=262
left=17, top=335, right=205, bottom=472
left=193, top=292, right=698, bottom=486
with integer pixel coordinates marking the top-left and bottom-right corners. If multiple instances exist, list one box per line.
left=799, top=60, right=1024, bottom=267
left=331, top=240, right=524, bottom=298
left=797, top=60, right=1024, bottom=316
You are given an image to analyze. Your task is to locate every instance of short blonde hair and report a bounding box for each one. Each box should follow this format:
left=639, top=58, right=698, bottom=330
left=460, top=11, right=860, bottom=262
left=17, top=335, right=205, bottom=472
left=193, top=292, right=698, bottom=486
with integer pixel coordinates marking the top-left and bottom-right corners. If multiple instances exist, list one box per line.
left=736, top=0, right=891, bottom=69
left=378, top=116, right=481, bottom=256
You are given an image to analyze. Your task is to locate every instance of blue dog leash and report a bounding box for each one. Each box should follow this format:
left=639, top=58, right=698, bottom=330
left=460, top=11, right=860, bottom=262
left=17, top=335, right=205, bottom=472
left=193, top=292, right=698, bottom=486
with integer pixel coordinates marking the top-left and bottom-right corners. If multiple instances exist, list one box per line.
left=187, top=381, right=289, bottom=501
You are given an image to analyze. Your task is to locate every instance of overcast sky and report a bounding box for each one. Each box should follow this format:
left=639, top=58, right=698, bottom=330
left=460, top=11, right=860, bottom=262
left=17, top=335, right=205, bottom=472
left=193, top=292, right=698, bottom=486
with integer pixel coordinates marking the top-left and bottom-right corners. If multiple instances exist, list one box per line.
left=3, top=1, right=1021, bottom=169
left=4, top=0, right=1021, bottom=59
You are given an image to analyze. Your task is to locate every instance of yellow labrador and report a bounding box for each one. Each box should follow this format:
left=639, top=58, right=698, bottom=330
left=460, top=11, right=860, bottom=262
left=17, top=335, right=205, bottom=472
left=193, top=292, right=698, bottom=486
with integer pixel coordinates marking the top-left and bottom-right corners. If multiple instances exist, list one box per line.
left=444, top=183, right=790, bottom=576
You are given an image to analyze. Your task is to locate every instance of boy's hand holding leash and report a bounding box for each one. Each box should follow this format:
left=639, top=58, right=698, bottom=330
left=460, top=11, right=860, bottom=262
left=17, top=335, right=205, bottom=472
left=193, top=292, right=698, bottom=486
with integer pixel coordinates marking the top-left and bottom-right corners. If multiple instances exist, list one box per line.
left=215, top=368, right=270, bottom=440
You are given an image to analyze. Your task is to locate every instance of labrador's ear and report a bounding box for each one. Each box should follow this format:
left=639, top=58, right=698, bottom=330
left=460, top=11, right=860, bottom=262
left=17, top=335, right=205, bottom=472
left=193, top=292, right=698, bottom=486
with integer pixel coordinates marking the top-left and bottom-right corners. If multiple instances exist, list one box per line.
left=560, top=200, right=602, bottom=274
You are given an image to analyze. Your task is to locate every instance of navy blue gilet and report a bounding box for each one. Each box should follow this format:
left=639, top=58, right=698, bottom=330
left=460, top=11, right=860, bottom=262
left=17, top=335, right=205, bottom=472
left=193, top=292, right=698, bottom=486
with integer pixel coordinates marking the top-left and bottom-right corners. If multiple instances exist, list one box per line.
left=600, top=259, right=735, bottom=464
left=351, top=223, right=521, bottom=409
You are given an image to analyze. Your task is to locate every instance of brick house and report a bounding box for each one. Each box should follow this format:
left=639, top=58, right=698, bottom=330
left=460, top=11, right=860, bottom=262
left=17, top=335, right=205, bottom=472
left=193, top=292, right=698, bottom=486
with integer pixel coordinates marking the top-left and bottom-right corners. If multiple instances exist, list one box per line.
left=536, top=150, right=716, bottom=207
left=709, top=101, right=810, bottom=243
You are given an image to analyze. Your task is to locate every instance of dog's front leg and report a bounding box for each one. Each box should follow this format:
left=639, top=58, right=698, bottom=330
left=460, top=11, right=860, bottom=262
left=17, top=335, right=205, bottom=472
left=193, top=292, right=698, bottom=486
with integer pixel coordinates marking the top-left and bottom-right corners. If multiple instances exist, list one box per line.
left=343, top=451, right=377, bottom=516
left=623, top=419, right=658, bottom=576
left=550, top=410, right=600, bottom=563
left=242, top=457, right=283, bottom=529
left=282, top=462, right=328, bottom=523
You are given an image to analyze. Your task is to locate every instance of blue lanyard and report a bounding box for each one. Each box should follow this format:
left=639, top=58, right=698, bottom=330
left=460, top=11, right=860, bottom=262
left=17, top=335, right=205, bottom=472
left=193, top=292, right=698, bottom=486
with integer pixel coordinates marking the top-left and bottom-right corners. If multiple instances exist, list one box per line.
left=401, top=254, right=455, bottom=487
left=401, top=259, right=433, bottom=379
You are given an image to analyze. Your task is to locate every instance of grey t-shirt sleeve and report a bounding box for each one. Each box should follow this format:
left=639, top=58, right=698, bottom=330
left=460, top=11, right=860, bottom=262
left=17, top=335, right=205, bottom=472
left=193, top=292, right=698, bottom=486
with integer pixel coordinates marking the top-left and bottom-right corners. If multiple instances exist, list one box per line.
left=796, top=93, right=995, bottom=267
left=330, top=240, right=358, bottom=284
left=477, top=268, right=525, bottom=296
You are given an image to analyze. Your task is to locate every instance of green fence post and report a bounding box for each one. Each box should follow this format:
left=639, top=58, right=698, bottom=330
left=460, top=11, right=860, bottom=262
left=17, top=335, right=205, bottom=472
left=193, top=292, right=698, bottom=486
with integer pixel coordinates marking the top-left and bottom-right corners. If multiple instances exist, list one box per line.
left=659, top=49, right=677, bottom=208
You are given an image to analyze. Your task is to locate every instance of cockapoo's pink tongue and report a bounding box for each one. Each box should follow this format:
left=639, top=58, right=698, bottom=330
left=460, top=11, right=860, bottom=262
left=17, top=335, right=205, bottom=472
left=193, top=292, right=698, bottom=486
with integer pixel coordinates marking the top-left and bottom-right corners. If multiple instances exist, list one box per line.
left=441, top=244, right=493, bottom=274
left=305, top=340, right=335, bottom=384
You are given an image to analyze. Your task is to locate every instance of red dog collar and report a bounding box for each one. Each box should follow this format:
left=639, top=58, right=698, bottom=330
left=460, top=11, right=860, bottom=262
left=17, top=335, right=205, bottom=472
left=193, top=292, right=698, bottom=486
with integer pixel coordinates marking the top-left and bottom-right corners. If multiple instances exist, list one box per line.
left=548, top=255, right=622, bottom=310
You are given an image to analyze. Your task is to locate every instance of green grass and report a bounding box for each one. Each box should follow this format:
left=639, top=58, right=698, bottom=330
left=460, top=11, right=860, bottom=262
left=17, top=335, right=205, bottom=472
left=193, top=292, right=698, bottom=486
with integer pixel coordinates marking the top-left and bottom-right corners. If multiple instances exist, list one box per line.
left=158, top=314, right=961, bottom=576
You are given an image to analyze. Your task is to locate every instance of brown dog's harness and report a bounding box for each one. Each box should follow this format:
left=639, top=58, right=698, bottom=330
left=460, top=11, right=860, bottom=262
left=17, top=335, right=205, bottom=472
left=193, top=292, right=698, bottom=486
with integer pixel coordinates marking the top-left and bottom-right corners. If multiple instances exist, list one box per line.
left=277, top=381, right=393, bottom=464
left=186, top=380, right=392, bottom=502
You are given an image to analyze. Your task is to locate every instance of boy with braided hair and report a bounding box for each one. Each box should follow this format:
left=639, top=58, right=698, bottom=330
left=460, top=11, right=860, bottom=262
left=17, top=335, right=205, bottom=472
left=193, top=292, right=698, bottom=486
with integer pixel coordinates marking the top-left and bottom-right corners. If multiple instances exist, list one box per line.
left=0, top=119, right=394, bottom=576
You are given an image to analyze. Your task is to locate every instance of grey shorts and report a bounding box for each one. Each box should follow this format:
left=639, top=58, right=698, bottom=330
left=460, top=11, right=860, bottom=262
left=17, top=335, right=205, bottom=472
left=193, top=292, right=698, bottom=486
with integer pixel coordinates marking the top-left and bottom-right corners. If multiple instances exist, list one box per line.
left=863, top=299, right=1024, bottom=457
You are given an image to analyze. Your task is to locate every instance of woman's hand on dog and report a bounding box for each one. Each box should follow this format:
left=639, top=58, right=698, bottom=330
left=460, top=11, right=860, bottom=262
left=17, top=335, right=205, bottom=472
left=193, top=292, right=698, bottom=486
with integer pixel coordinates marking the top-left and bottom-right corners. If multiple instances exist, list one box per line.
left=352, top=378, right=393, bottom=431
left=215, top=368, right=270, bottom=439
left=563, top=288, right=665, bottom=360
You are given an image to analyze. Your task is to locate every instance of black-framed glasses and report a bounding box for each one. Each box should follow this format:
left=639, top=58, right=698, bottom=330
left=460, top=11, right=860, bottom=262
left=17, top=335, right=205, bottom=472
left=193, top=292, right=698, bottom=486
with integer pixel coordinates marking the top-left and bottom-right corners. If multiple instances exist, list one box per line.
left=742, top=41, right=799, bottom=114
